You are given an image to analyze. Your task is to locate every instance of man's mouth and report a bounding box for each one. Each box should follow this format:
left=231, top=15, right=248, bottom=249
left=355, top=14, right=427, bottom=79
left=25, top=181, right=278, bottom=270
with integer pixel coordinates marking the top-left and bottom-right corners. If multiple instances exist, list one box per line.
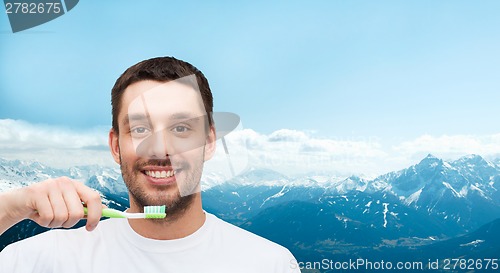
left=144, top=170, right=177, bottom=179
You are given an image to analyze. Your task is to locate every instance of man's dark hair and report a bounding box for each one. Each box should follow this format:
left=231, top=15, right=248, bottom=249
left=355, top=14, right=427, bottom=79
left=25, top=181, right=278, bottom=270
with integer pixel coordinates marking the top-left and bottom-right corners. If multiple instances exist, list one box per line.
left=111, top=56, right=214, bottom=132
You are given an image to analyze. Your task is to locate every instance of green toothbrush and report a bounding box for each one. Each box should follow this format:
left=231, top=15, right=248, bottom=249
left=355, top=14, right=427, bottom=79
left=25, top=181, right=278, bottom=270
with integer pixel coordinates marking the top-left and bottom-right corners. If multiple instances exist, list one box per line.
left=83, top=205, right=166, bottom=219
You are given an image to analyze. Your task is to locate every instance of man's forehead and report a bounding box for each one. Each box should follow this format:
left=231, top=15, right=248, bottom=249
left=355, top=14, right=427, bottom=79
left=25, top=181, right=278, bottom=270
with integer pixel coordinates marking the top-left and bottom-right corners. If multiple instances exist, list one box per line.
left=122, top=79, right=201, bottom=104
left=119, top=78, right=206, bottom=121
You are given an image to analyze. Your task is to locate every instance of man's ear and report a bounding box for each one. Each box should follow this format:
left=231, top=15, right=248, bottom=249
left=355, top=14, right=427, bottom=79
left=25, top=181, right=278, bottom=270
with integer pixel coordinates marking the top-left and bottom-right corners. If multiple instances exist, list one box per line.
left=109, top=128, right=121, bottom=164
left=204, top=126, right=217, bottom=161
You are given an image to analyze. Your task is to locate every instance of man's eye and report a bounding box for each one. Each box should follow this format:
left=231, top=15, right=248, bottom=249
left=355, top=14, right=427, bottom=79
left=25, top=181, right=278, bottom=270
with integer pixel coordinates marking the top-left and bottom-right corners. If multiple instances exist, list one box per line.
left=172, top=126, right=189, bottom=133
left=131, top=127, right=150, bottom=135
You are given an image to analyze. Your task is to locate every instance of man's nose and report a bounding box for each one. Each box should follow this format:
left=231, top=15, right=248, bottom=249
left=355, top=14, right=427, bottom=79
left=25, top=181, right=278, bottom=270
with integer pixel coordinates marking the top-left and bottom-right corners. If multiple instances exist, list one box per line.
left=135, top=130, right=170, bottom=159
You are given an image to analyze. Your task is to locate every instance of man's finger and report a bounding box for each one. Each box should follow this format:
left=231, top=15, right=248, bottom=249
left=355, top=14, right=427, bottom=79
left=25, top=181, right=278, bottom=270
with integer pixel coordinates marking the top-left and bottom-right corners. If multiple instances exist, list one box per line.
left=48, top=188, right=70, bottom=228
left=74, top=182, right=102, bottom=231
left=61, top=186, right=85, bottom=228
left=31, top=196, right=54, bottom=227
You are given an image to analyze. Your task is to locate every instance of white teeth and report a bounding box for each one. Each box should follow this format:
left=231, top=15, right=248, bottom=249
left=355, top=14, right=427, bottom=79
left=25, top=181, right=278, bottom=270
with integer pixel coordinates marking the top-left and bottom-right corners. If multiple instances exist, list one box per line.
left=145, top=170, right=177, bottom=178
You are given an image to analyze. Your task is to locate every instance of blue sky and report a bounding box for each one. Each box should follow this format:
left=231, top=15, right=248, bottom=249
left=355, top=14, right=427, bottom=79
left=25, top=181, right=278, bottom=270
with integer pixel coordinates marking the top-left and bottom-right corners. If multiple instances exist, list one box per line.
left=1, top=1, right=500, bottom=175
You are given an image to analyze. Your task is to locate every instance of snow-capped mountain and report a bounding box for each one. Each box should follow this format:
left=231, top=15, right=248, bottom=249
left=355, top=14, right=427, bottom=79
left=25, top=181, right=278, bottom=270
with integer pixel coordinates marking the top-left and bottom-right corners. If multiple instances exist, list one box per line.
left=203, top=154, right=500, bottom=249
left=374, top=154, right=499, bottom=200
left=369, top=154, right=500, bottom=232
left=0, top=159, right=130, bottom=251
left=0, top=158, right=66, bottom=191
left=2, top=155, right=499, bottom=234
left=202, top=167, right=353, bottom=189
left=0, top=158, right=126, bottom=192
left=203, top=155, right=500, bottom=265
left=2, top=155, right=500, bottom=262
left=0, top=158, right=128, bottom=208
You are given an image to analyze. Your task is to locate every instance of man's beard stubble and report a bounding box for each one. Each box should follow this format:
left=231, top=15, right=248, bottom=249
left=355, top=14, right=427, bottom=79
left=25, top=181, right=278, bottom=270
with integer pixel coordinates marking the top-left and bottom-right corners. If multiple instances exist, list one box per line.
left=119, top=154, right=204, bottom=223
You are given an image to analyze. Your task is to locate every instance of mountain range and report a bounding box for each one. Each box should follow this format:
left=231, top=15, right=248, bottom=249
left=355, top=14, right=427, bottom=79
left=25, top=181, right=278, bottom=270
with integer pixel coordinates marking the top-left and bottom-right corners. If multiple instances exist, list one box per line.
left=1, top=154, right=499, bottom=271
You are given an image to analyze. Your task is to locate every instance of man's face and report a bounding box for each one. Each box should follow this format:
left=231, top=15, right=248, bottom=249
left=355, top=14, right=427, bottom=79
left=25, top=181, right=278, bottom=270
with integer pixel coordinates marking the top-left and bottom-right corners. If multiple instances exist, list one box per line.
left=109, top=78, right=215, bottom=216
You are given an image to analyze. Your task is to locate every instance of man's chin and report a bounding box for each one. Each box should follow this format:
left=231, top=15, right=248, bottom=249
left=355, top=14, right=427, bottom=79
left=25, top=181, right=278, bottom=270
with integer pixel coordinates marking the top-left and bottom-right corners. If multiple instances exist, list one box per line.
left=130, top=190, right=195, bottom=216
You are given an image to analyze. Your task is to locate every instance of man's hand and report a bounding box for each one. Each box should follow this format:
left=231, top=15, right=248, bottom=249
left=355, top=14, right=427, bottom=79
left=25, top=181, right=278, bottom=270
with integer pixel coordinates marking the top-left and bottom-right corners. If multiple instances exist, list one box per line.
left=0, top=177, right=102, bottom=235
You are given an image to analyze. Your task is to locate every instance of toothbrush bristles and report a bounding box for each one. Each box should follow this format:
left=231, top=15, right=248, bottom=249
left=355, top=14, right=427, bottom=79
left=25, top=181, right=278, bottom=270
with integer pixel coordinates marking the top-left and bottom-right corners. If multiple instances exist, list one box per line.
left=144, top=205, right=167, bottom=219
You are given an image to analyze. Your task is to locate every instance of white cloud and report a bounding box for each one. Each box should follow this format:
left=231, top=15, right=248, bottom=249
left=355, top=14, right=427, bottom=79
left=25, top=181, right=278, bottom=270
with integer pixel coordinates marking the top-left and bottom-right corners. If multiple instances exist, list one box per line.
left=0, top=119, right=115, bottom=168
left=393, top=134, right=500, bottom=161
left=0, top=119, right=108, bottom=150
left=217, top=129, right=500, bottom=177
left=268, top=129, right=309, bottom=142
left=220, top=129, right=389, bottom=176
left=1, top=119, right=499, bottom=177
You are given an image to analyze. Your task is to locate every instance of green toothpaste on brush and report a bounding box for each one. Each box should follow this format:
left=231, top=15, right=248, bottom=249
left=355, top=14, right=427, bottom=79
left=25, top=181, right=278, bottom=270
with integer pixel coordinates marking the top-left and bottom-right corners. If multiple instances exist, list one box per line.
left=83, top=205, right=166, bottom=219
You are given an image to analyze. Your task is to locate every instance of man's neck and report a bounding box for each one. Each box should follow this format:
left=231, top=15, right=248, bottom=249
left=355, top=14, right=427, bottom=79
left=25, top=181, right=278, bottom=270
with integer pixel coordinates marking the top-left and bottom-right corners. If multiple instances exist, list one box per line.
left=127, top=194, right=206, bottom=240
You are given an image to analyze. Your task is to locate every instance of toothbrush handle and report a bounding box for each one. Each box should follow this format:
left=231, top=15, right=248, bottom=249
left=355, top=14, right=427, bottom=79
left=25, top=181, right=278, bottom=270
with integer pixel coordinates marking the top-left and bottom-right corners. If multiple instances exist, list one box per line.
left=83, top=207, right=126, bottom=218
left=101, top=208, right=126, bottom=218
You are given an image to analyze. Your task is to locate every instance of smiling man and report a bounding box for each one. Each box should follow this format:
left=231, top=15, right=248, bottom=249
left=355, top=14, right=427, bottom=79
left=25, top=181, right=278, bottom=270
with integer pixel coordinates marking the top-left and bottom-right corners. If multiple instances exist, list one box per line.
left=0, top=57, right=300, bottom=272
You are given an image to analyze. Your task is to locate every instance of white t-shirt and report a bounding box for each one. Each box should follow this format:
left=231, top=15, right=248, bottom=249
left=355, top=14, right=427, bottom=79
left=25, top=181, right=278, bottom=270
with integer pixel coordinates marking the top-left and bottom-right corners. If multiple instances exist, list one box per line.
left=0, top=212, right=300, bottom=273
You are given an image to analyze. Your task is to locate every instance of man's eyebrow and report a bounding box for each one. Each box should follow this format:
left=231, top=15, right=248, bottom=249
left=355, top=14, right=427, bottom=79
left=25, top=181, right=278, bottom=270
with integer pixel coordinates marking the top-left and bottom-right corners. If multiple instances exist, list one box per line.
left=169, top=112, right=206, bottom=121
left=123, top=112, right=206, bottom=125
left=123, top=114, right=150, bottom=127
